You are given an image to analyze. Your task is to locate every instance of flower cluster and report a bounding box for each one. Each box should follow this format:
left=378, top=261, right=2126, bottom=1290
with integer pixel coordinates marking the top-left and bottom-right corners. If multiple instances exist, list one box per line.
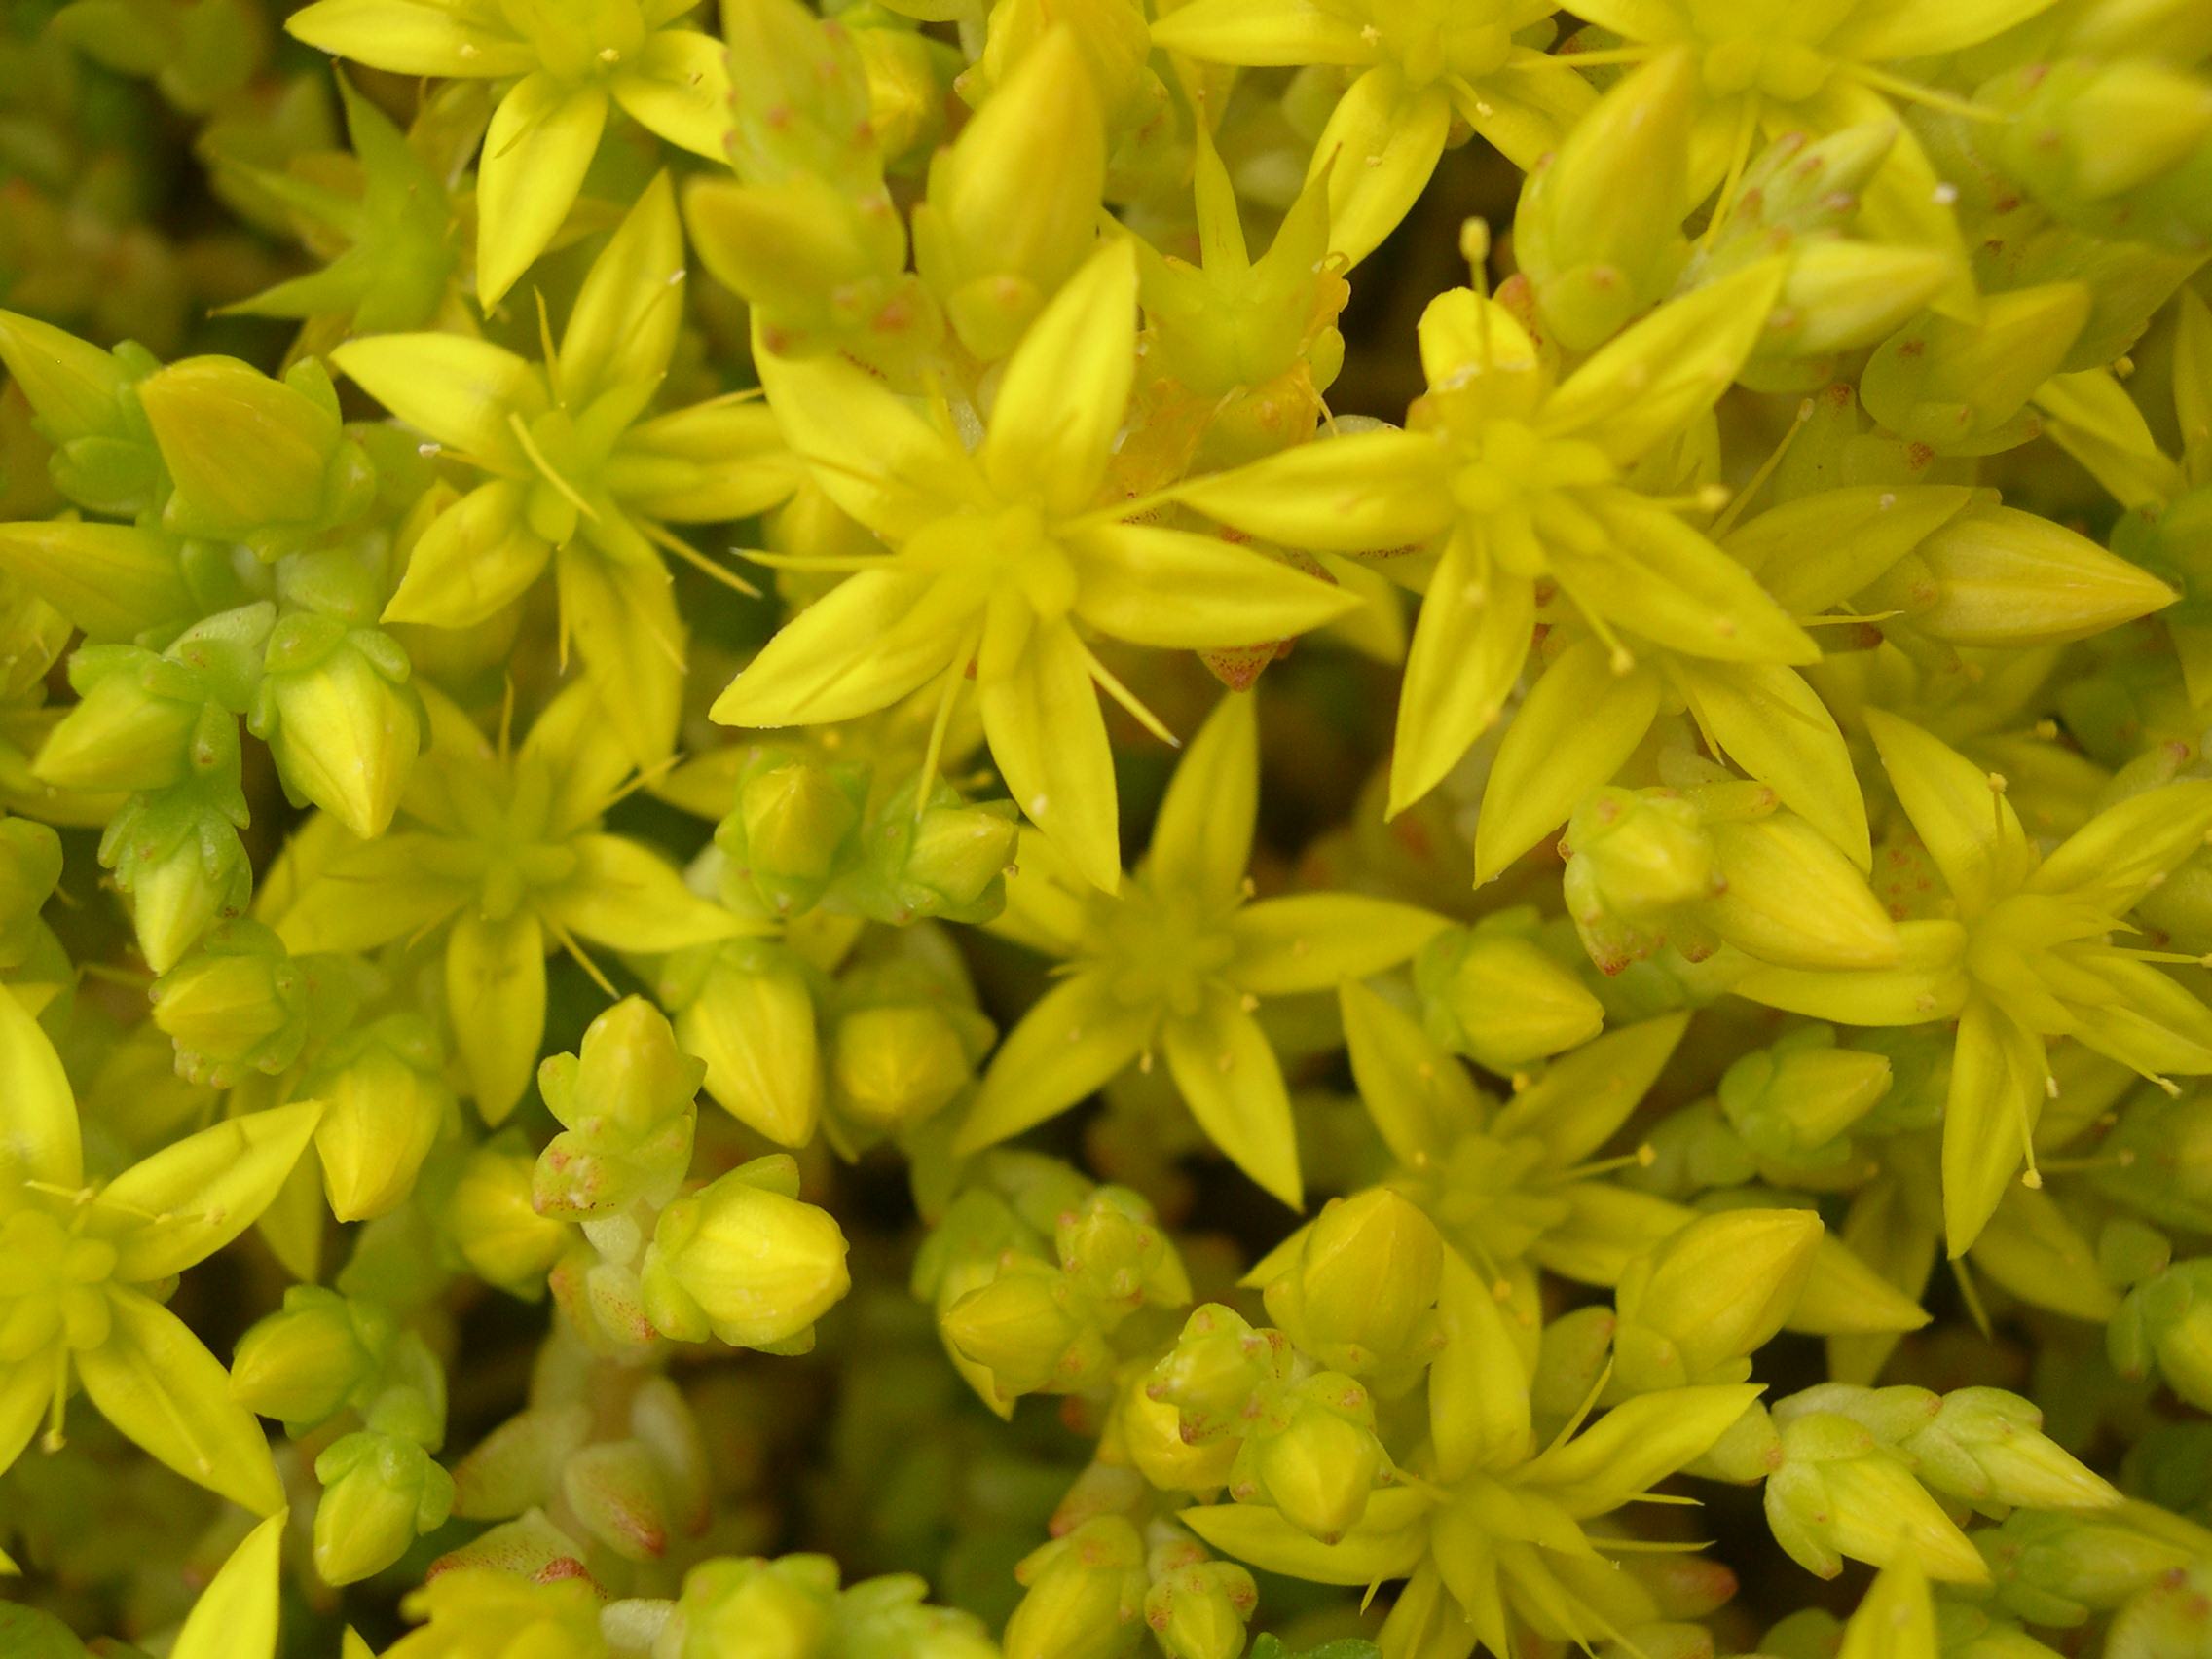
left=2, top=0, right=2212, bottom=1655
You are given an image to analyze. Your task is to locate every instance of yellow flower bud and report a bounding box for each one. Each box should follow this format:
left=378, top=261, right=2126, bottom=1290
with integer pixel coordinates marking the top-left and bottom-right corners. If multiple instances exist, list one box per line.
left=443, top=1133, right=570, bottom=1297
left=640, top=1155, right=851, bottom=1350
left=314, top=1429, right=456, bottom=1586
left=832, top=1002, right=977, bottom=1130
left=1416, top=925, right=1604, bottom=1074
left=136, top=354, right=344, bottom=535
left=1262, top=1188, right=1443, bottom=1376
left=231, top=1284, right=392, bottom=1430
left=1235, top=1372, right=1385, bottom=1543
left=1613, top=1208, right=1823, bottom=1390
left=313, top=1028, right=452, bottom=1223
left=1005, top=1515, right=1148, bottom=1659
left=678, top=1553, right=838, bottom=1659
left=675, top=946, right=823, bottom=1149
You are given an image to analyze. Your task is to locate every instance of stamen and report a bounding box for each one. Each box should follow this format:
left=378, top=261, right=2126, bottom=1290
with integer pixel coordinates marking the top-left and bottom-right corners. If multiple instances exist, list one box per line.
left=507, top=412, right=602, bottom=524
left=1711, top=398, right=1813, bottom=538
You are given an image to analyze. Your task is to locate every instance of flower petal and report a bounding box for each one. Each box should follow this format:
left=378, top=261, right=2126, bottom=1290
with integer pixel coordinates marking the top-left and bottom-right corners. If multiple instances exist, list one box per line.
left=1174, top=428, right=1455, bottom=552
left=1864, top=711, right=2037, bottom=922
left=1673, top=658, right=1869, bottom=868
left=610, top=29, right=733, bottom=160
left=749, top=317, right=975, bottom=540
left=172, top=1513, right=286, bottom=1659
left=79, top=1287, right=285, bottom=1515
left=1524, top=1384, right=1765, bottom=1518
left=1148, top=0, right=1372, bottom=65
left=2028, top=779, right=2212, bottom=912
left=712, top=569, right=952, bottom=729
left=1070, top=523, right=1361, bottom=648
left=556, top=541, right=685, bottom=766
left=1539, top=261, right=1787, bottom=464
left=953, top=971, right=1151, bottom=1154
left=1341, top=978, right=1484, bottom=1168
left=0, top=984, right=78, bottom=1192
left=1146, top=689, right=1257, bottom=903
left=979, top=616, right=1122, bottom=894
left=560, top=170, right=684, bottom=408
left=539, top=834, right=741, bottom=952
left=477, top=75, right=609, bottom=310
left=1942, top=993, right=2046, bottom=1258
left=1182, top=1490, right=1432, bottom=1586
left=273, top=832, right=473, bottom=955
left=1390, top=535, right=1535, bottom=817
left=1163, top=989, right=1301, bottom=1208
left=1492, top=1013, right=1689, bottom=1167
left=986, top=239, right=1138, bottom=519
left=447, top=907, right=547, bottom=1125
left=284, top=0, right=534, bottom=76
left=1565, top=494, right=1819, bottom=665
left=330, top=334, right=542, bottom=465
left=1227, top=895, right=1450, bottom=994
left=1310, top=67, right=1453, bottom=267
left=385, top=480, right=553, bottom=628
left=1472, top=639, right=1662, bottom=883
left=1431, top=1244, right=1532, bottom=1481
left=95, top=1102, right=321, bottom=1282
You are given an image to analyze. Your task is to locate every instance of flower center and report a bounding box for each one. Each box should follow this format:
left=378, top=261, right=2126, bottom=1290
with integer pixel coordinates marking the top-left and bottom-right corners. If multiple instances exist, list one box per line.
left=0, top=1208, right=116, bottom=1362
left=1096, top=879, right=1239, bottom=1019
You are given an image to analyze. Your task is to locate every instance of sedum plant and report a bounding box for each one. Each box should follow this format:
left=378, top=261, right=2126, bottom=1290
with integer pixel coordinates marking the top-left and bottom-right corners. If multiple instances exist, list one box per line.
left=3, top=0, right=2212, bottom=1654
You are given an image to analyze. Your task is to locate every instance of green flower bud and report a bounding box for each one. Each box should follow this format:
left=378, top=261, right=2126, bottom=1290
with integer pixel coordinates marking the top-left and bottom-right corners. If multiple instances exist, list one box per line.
left=1564, top=788, right=1715, bottom=920
left=1861, top=285, right=2092, bottom=457
left=2109, top=1561, right=2212, bottom=1659
left=1630, top=1101, right=1759, bottom=1200
left=139, top=354, right=343, bottom=536
left=1531, top=1305, right=1616, bottom=1436
left=1900, top=1387, right=2119, bottom=1513
left=846, top=785, right=1019, bottom=927
left=254, top=618, right=419, bottom=840
left=1613, top=1209, right=1822, bottom=1391
left=443, top=1132, right=571, bottom=1298
left=1262, top=1188, right=1443, bottom=1377
left=34, top=649, right=200, bottom=793
left=832, top=1002, right=978, bottom=1131
left=672, top=942, right=824, bottom=1149
left=941, top=1255, right=1111, bottom=1399
left=910, top=26, right=1105, bottom=361
left=640, top=1154, right=851, bottom=1350
left=311, top=1017, right=454, bottom=1223
left=1143, top=1538, right=1257, bottom=1659
left=105, top=791, right=253, bottom=974
left=1006, top=1515, right=1149, bottom=1659
left=1232, top=1372, right=1386, bottom=1544
left=1977, top=1509, right=2197, bottom=1626
left=150, top=921, right=308, bottom=1086
left=230, top=1284, right=394, bottom=1432
left=0, top=310, right=162, bottom=517
left=1148, top=1305, right=1294, bottom=1444
left=1058, top=1184, right=1190, bottom=1314
left=2110, top=1260, right=2212, bottom=1411
left=1415, top=923, right=1604, bottom=1074
left=854, top=22, right=947, bottom=163
left=1718, top=1026, right=1892, bottom=1166
left=313, top=1428, right=457, bottom=1586
left=534, top=997, right=703, bottom=1221
left=1765, top=1411, right=1985, bottom=1583
left=718, top=751, right=866, bottom=920
left=678, top=1552, right=838, bottom=1659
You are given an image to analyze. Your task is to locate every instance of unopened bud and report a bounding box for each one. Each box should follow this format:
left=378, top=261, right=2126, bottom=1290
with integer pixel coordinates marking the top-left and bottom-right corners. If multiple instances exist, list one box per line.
left=150, top=921, right=307, bottom=1086
left=138, top=354, right=350, bottom=538
left=1614, top=1208, right=1823, bottom=1390
left=311, top=1018, right=452, bottom=1222
left=678, top=1552, right=840, bottom=1659
left=2110, top=1259, right=2212, bottom=1411
left=255, top=619, right=419, bottom=840
left=1262, top=1187, right=1443, bottom=1376
left=231, top=1285, right=392, bottom=1431
left=832, top=1001, right=978, bottom=1130
left=34, top=649, right=200, bottom=793
left=313, top=1429, right=457, bottom=1586
left=1149, top=1305, right=1294, bottom=1444
left=1701, top=814, right=1899, bottom=971
left=443, top=1131, right=571, bottom=1296
left=942, top=1256, right=1109, bottom=1399
left=1764, top=1412, right=1986, bottom=1583
left=641, top=1154, right=851, bottom=1350
left=1900, top=1387, right=2119, bottom=1513
left=534, top=996, right=703, bottom=1220
left=1415, top=924, right=1604, bottom=1074
left=1564, top=788, right=1715, bottom=919
left=911, top=27, right=1106, bottom=361
left=1978, top=1508, right=2198, bottom=1626
left=1234, top=1372, right=1386, bottom=1543
left=720, top=752, right=865, bottom=919
left=672, top=942, right=823, bottom=1148
left=1861, top=285, right=2092, bottom=456
left=1719, top=1026, right=1892, bottom=1165
left=1143, top=1543, right=1256, bottom=1659
left=1006, top=1515, right=1149, bottom=1659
